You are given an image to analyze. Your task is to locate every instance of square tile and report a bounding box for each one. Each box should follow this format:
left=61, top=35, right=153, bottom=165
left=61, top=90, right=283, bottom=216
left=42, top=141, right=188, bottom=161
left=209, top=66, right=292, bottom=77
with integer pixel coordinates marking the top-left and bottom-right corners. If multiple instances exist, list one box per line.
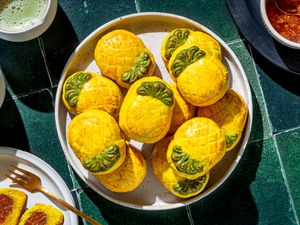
left=39, top=6, right=79, bottom=86
left=0, top=89, right=74, bottom=189
left=229, top=41, right=272, bottom=142
left=252, top=48, right=300, bottom=133
left=58, top=0, right=137, bottom=41
left=78, top=187, right=191, bottom=225
left=189, top=138, right=297, bottom=225
left=0, top=39, right=51, bottom=97
left=275, top=128, right=300, bottom=220
left=138, top=0, right=240, bottom=42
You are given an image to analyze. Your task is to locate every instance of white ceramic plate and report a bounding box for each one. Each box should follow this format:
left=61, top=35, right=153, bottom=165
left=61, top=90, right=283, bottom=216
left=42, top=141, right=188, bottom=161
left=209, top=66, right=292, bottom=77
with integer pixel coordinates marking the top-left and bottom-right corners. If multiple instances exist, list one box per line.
left=0, top=68, right=6, bottom=108
left=0, top=147, right=79, bottom=224
left=55, top=12, right=253, bottom=210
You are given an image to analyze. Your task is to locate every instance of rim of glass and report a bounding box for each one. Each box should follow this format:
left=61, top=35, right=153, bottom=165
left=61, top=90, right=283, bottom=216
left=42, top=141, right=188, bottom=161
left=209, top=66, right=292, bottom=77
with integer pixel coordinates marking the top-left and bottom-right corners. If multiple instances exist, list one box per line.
left=0, top=0, right=52, bottom=34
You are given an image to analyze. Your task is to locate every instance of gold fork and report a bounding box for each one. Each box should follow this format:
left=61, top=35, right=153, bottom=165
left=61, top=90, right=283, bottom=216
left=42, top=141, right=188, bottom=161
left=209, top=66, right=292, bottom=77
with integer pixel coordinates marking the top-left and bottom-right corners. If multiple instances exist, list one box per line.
left=5, top=165, right=102, bottom=225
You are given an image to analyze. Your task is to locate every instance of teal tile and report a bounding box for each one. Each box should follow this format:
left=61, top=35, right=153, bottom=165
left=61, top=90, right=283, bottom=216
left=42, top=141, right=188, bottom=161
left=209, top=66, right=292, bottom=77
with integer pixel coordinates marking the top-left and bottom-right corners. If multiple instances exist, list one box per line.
left=254, top=54, right=300, bottom=133
left=275, top=128, right=300, bottom=220
left=58, top=0, right=137, bottom=41
left=78, top=187, right=190, bottom=225
left=78, top=188, right=109, bottom=225
left=189, top=138, right=297, bottom=225
left=138, top=0, right=240, bottom=42
left=5, top=89, right=74, bottom=190
left=0, top=40, right=51, bottom=97
left=229, top=41, right=272, bottom=142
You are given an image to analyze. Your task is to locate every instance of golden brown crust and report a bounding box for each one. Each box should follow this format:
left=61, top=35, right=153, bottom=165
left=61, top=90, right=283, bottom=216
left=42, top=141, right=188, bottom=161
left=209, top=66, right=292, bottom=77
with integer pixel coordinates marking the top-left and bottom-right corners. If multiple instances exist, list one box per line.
left=18, top=204, right=64, bottom=225
left=0, top=188, right=27, bottom=225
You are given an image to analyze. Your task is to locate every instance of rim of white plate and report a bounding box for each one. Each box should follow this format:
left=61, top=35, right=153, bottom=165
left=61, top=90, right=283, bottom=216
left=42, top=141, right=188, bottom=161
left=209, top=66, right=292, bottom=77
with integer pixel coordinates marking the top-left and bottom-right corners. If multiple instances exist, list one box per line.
left=0, top=147, right=78, bottom=224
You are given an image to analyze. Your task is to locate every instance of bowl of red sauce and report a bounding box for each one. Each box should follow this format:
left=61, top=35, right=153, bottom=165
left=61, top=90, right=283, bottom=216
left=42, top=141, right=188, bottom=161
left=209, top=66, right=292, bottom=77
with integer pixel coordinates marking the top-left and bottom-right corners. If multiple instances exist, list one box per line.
left=260, top=0, right=300, bottom=49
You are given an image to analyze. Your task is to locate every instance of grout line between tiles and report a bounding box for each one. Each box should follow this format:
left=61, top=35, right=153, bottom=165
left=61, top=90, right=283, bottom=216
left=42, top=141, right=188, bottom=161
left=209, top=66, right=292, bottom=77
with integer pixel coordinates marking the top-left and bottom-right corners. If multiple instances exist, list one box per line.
left=248, top=43, right=299, bottom=224
left=226, top=38, right=246, bottom=46
left=76, top=188, right=88, bottom=225
left=134, top=0, right=141, bottom=12
left=186, top=205, right=195, bottom=225
left=248, top=43, right=273, bottom=137
left=9, top=87, right=52, bottom=100
left=274, top=125, right=300, bottom=136
left=66, top=158, right=81, bottom=191
left=273, top=137, right=300, bottom=225
left=38, top=37, right=54, bottom=88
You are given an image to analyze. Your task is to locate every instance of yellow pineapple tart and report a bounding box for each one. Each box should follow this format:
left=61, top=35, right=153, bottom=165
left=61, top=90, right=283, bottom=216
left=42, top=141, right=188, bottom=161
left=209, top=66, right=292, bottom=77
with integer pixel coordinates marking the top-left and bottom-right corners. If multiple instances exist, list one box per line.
left=18, top=204, right=64, bottom=225
left=167, top=117, right=226, bottom=179
left=67, top=110, right=126, bottom=175
left=161, top=28, right=221, bottom=63
left=168, top=83, right=196, bottom=134
left=62, top=71, right=123, bottom=118
left=168, top=43, right=228, bottom=107
left=197, top=89, right=248, bottom=151
left=119, top=77, right=174, bottom=143
left=152, top=136, right=209, bottom=198
left=96, top=144, right=147, bottom=192
left=0, top=188, right=27, bottom=225
left=94, top=29, right=155, bottom=89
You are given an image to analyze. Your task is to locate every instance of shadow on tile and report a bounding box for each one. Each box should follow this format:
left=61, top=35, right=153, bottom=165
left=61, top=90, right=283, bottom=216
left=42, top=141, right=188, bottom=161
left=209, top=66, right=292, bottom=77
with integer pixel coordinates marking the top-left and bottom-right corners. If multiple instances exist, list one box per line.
left=0, top=91, right=29, bottom=150
left=40, top=5, right=79, bottom=86
left=81, top=187, right=190, bottom=225
left=190, top=143, right=263, bottom=225
left=0, top=39, right=51, bottom=97
left=248, top=43, right=300, bottom=96
left=189, top=90, right=264, bottom=225
left=249, top=86, right=265, bottom=142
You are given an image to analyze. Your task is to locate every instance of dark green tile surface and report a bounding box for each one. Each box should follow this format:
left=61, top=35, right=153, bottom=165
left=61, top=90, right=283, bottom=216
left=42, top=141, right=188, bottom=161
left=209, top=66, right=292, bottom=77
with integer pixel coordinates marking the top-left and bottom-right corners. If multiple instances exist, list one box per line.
left=78, top=187, right=190, bottom=225
left=0, top=92, right=29, bottom=150
left=276, top=128, right=300, bottom=219
left=39, top=6, right=79, bottom=86
left=228, top=41, right=272, bottom=142
left=0, top=89, right=74, bottom=189
left=189, top=138, right=297, bottom=225
left=138, top=0, right=240, bottom=42
left=58, top=0, right=137, bottom=41
left=255, top=61, right=300, bottom=133
left=0, top=40, right=51, bottom=96
left=0, top=0, right=299, bottom=224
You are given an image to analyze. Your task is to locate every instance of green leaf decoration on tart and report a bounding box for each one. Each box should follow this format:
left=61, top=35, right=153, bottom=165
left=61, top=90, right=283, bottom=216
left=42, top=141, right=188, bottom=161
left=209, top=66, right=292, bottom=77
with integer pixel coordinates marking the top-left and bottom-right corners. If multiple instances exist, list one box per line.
left=64, top=72, right=92, bottom=107
left=121, top=52, right=152, bottom=84
left=82, top=144, right=120, bottom=173
left=171, top=145, right=203, bottom=175
left=173, top=174, right=208, bottom=195
left=165, top=28, right=190, bottom=60
left=224, top=133, right=238, bottom=148
left=171, top=46, right=206, bottom=77
left=136, top=81, right=173, bottom=106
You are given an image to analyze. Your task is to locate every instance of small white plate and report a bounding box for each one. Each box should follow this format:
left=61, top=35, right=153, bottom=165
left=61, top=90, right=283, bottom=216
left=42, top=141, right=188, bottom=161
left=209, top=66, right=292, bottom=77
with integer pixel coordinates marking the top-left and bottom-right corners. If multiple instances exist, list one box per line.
left=0, top=147, right=79, bottom=225
left=55, top=12, right=253, bottom=210
left=0, top=69, right=6, bottom=108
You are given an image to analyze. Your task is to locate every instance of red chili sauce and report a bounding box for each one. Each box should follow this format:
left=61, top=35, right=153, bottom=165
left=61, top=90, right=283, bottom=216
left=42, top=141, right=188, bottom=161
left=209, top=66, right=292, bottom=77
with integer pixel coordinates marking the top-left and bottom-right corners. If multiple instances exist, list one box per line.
left=266, top=0, right=300, bottom=43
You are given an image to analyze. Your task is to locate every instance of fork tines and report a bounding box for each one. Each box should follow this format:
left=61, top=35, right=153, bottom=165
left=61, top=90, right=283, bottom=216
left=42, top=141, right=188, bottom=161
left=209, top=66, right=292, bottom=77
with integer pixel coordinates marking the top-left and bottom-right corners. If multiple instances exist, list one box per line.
left=4, top=165, right=30, bottom=187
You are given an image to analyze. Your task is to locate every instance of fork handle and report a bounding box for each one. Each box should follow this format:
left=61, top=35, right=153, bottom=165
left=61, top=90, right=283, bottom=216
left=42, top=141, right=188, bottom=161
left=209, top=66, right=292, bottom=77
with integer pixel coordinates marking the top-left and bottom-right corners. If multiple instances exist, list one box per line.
left=39, top=187, right=102, bottom=225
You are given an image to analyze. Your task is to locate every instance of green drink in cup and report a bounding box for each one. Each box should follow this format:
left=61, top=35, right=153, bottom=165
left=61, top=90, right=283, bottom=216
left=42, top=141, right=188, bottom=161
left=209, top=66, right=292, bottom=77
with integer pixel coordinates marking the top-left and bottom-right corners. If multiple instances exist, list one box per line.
left=0, top=0, right=57, bottom=42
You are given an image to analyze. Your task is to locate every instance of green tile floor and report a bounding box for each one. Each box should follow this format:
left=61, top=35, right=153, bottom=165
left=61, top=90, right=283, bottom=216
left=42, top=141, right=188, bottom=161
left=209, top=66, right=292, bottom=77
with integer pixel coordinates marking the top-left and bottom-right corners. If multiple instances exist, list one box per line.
left=0, top=0, right=299, bottom=224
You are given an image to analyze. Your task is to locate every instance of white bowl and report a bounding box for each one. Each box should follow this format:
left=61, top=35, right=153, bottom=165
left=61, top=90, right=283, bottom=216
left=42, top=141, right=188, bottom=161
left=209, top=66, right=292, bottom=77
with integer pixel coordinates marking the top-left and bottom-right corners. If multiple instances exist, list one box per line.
left=0, top=0, right=57, bottom=42
left=55, top=12, right=253, bottom=210
left=260, top=0, right=300, bottom=49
